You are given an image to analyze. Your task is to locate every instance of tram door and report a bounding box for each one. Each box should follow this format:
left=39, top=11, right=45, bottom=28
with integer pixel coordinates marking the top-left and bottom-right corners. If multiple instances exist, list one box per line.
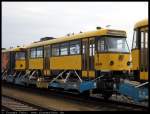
left=82, top=38, right=95, bottom=79
left=9, top=51, right=15, bottom=74
left=44, top=45, right=50, bottom=76
left=140, top=27, right=148, bottom=80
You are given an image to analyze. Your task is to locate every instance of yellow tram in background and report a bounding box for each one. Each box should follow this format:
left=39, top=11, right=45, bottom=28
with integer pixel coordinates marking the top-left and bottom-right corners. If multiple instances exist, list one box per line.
left=118, top=19, right=148, bottom=102
left=2, top=47, right=27, bottom=83
left=131, top=19, right=148, bottom=81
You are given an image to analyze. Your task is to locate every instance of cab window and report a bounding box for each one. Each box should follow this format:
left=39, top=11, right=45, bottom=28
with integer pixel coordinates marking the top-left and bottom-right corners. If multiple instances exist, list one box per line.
left=15, top=52, right=25, bottom=59
left=98, top=38, right=105, bottom=52
left=98, top=37, right=129, bottom=53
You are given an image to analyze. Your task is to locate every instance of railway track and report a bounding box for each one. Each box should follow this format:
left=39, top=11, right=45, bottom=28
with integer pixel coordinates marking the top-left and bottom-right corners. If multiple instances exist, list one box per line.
left=2, top=82, right=148, bottom=111
left=2, top=95, right=51, bottom=111
left=52, top=90, right=148, bottom=111
left=87, top=95, right=148, bottom=111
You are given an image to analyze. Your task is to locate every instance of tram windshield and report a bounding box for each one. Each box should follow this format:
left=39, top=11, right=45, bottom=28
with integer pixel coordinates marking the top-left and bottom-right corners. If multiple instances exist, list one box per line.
left=98, top=37, right=129, bottom=53
left=15, top=52, right=25, bottom=59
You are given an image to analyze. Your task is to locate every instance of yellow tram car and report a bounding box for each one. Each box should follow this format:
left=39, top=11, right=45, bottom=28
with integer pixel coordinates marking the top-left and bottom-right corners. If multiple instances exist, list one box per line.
left=26, top=28, right=130, bottom=77
left=117, top=19, right=148, bottom=102
left=24, top=27, right=131, bottom=98
left=131, top=19, right=148, bottom=81
left=2, top=47, right=26, bottom=83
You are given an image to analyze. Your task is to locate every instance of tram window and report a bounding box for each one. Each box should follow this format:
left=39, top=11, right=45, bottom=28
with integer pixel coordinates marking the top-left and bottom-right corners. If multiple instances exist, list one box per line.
left=48, top=45, right=51, bottom=57
left=132, top=30, right=138, bottom=49
left=145, top=32, right=148, bottom=48
left=15, top=52, right=25, bottom=59
left=30, top=48, right=36, bottom=58
left=89, top=44, right=95, bottom=56
left=44, top=46, right=48, bottom=57
left=98, top=39, right=105, bottom=52
left=70, top=40, right=80, bottom=55
left=93, top=44, right=95, bottom=55
left=37, top=47, right=43, bottom=58
left=141, top=32, right=144, bottom=48
left=52, top=44, right=59, bottom=56
left=60, top=42, right=68, bottom=55
left=117, top=40, right=123, bottom=49
left=89, top=44, right=92, bottom=56
left=82, top=45, right=85, bottom=54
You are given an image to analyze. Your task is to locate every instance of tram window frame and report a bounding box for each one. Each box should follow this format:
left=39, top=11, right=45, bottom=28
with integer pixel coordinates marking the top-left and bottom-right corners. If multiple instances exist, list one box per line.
left=36, top=46, right=43, bottom=58
left=52, top=44, right=60, bottom=56
left=30, top=48, right=36, bottom=58
left=60, top=42, right=69, bottom=56
left=69, top=40, right=81, bottom=55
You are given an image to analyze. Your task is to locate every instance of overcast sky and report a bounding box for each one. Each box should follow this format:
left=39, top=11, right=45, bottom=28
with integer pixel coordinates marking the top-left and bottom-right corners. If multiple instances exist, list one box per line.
left=2, top=2, right=148, bottom=49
